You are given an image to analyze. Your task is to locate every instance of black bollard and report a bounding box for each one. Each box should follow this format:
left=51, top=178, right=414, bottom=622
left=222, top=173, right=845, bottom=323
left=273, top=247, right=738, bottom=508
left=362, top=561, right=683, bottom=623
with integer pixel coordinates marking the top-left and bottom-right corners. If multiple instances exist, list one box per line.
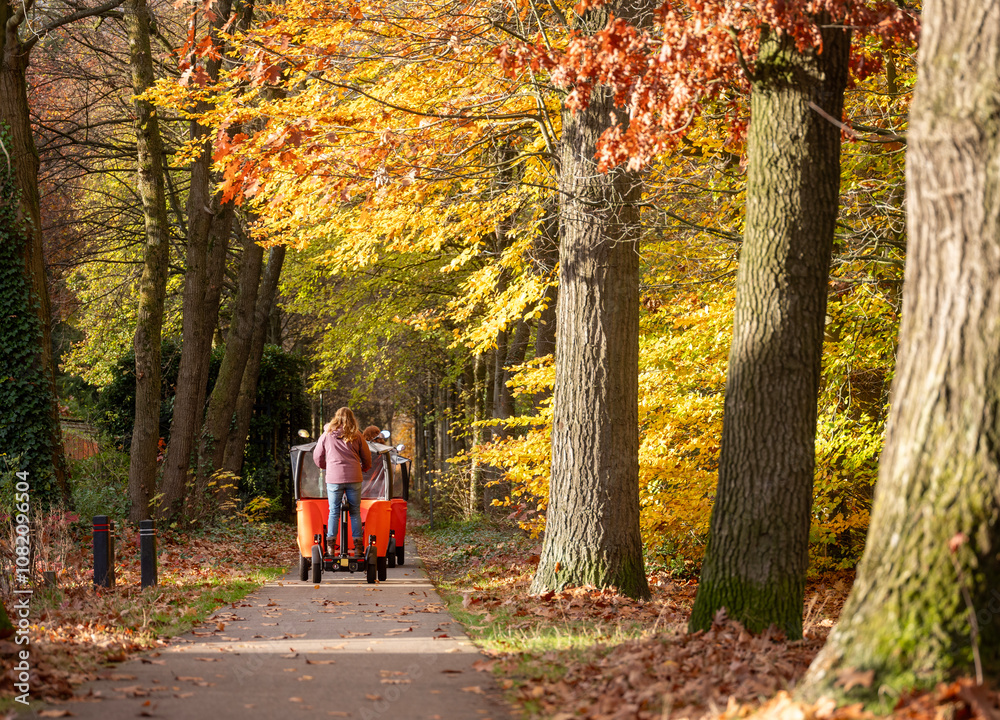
left=92, top=515, right=116, bottom=588
left=140, top=520, right=157, bottom=588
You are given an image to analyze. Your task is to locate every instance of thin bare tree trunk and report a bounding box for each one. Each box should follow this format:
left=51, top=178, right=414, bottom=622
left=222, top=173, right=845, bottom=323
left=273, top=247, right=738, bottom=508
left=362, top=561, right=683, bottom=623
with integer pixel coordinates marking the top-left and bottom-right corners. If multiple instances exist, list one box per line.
left=468, top=352, right=487, bottom=513
left=159, top=0, right=236, bottom=521
left=222, top=246, right=286, bottom=476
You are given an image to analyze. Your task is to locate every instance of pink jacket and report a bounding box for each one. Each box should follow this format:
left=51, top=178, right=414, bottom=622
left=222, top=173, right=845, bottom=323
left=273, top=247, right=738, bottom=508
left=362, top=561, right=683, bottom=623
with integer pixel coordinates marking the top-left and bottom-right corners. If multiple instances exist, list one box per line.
left=313, top=430, right=372, bottom=484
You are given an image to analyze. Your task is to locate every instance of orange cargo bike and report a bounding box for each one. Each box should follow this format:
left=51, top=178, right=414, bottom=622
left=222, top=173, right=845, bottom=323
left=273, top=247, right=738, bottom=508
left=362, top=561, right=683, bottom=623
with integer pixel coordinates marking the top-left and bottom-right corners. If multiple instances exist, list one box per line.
left=290, top=432, right=410, bottom=584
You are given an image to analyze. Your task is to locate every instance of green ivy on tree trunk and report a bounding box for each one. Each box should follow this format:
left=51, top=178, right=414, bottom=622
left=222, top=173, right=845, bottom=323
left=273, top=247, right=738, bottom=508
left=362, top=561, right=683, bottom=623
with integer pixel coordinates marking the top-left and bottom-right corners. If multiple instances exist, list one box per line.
left=0, top=125, right=57, bottom=502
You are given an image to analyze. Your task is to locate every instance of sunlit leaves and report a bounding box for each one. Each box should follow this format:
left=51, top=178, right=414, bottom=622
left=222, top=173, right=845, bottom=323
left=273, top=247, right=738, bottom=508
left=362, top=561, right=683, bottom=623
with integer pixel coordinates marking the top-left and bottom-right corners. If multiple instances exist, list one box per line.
left=501, top=0, right=919, bottom=171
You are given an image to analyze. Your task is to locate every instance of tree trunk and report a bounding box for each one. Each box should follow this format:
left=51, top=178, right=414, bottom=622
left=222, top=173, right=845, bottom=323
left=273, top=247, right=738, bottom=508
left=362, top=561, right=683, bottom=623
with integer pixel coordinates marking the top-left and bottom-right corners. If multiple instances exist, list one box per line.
left=535, top=283, right=558, bottom=360
left=196, top=227, right=263, bottom=505
left=486, top=317, right=530, bottom=511
left=414, top=392, right=427, bottom=492
left=159, top=0, right=235, bottom=521
left=533, top=202, right=559, bottom=364
left=159, top=206, right=231, bottom=520
left=462, top=358, right=478, bottom=515
left=492, top=328, right=507, bottom=419
left=222, top=246, right=286, bottom=476
left=799, top=0, right=1000, bottom=697
left=530, top=0, right=651, bottom=600
left=498, top=318, right=530, bottom=418
left=480, top=332, right=508, bottom=509
left=434, top=381, right=448, bottom=474
left=125, top=0, right=172, bottom=523
left=688, top=20, right=850, bottom=638
left=267, top=303, right=281, bottom=344
left=530, top=283, right=558, bottom=412
left=469, top=351, right=488, bottom=513
left=1, top=7, right=69, bottom=502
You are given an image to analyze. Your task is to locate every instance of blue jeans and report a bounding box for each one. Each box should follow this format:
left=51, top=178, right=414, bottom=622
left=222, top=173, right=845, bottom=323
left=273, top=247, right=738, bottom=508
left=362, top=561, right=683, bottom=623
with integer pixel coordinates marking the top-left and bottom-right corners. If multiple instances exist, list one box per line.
left=327, top=482, right=363, bottom=550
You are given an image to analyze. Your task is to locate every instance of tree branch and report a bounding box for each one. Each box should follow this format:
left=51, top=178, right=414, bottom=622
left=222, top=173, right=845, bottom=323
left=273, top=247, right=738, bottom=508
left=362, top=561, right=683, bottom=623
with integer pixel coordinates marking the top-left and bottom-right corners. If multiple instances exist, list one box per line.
left=24, top=0, right=126, bottom=52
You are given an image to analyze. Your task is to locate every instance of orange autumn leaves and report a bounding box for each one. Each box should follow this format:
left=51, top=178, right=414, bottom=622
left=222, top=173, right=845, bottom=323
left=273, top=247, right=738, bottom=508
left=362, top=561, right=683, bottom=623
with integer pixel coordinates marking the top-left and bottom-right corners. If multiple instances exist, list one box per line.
left=500, top=0, right=918, bottom=171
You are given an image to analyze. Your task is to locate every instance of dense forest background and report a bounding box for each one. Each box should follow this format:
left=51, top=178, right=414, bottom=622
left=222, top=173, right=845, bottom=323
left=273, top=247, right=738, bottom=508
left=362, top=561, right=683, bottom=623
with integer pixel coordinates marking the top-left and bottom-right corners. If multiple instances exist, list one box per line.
left=1, top=0, right=910, bottom=560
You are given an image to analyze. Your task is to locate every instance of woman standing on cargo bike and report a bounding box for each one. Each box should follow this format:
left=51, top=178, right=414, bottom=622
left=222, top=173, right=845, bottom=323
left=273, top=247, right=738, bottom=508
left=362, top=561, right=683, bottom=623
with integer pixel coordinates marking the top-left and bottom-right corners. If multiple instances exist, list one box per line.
left=313, top=407, right=372, bottom=555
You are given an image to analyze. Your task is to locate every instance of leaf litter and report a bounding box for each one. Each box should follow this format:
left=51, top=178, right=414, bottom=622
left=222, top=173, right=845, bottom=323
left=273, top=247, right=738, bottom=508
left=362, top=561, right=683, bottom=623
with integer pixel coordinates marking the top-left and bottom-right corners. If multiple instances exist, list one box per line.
left=413, top=518, right=999, bottom=720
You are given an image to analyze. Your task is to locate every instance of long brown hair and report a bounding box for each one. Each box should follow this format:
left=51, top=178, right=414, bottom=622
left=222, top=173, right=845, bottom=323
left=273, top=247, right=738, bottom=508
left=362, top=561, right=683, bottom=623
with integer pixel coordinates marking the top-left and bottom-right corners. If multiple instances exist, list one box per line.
left=325, top=407, right=359, bottom=441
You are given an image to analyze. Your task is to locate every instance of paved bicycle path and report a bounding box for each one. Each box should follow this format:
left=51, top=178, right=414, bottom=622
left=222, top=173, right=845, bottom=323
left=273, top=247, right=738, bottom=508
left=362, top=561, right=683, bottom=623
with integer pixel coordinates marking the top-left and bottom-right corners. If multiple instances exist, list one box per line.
left=45, top=551, right=515, bottom=719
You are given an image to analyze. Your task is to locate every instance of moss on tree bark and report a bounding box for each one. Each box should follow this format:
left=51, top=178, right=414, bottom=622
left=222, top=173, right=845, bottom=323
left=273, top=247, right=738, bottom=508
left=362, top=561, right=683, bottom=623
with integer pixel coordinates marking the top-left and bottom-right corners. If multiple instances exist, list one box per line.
left=798, top=1, right=1000, bottom=700
left=125, top=0, right=172, bottom=523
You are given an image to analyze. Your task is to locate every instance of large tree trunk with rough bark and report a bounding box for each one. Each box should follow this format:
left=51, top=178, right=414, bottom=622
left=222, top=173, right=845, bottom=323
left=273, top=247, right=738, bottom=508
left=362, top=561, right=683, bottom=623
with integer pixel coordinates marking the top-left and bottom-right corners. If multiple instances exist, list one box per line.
left=1, top=5, right=69, bottom=501
left=688, top=19, right=850, bottom=638
left=799, top=1, right=1000, bottom=699
left=530, top=0, right=650, bottom=601
left=125, top=0, right=172, bottom=523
